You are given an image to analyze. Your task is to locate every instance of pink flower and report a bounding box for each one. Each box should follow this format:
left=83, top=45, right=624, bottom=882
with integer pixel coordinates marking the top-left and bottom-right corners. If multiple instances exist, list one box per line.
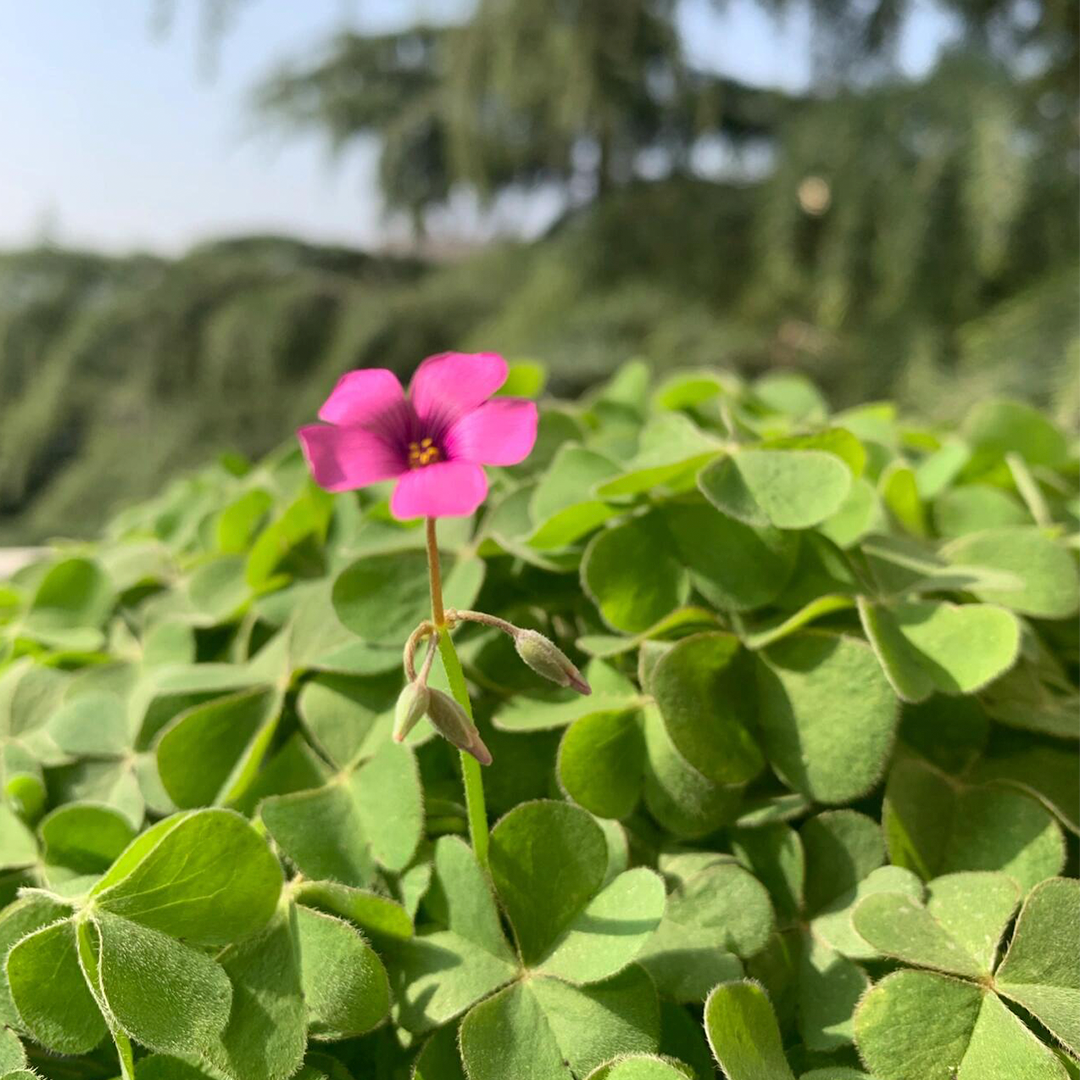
left=298, top=352, right=538, bottom=520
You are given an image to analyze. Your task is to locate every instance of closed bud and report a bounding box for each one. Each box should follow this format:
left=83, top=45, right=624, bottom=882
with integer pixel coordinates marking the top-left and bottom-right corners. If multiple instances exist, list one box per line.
left=513, top=629, right=591, bottom=696
left=426, top=689, right=493, bottom=766
left=393, top=681, right=430, bottom=743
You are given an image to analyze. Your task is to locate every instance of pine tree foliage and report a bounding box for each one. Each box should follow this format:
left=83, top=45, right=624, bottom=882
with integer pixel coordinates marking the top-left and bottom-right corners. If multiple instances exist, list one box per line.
left=254, top=0, right=794, bottom=220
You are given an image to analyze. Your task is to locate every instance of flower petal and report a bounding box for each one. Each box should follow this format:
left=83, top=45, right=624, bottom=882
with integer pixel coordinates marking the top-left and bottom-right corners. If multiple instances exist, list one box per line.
left=389, top=461, right=488, bottom=520
left=297, top=424, right=405, bottom=493
left=408, top=352, right=508, bottom=434
left=318, top=369, right=407, bottom=430
left=446, top=398, right=539, bottom=466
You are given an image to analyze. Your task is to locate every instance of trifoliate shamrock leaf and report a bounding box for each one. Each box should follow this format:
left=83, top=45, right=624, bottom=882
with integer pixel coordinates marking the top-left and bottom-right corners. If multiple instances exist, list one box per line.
left=852, top=872, right=1020, bottom=978
left=393, top=836, right=518, bottom=1033
left=858, top=598, right=1020, bottom=702
left=703, top=980, right=796, bottom=1080
left=3, top=809, right=282, bottom=1068
left=650, top=633, right=762, bottom=785
left=526, top=444, right=620, bottom=549
left=934, top=483, right=1030, bottom=538
left=38, top=803, right=137, bottom=889
left=994, top=878, right=1080, bottom=1057
left=584, top=1054, right=694, bottom=1079
left=663, top=501, right=799, bottom=612
left=294, top=903, right=390, bottom=1040
left=848, top=875, right=1076, bottom=1076
left=594, top=412, right=719, bottom=498
left=883, top=757, right=1064, bottom=891
left=91, top=808, right=282, bottom=944
left=261, top=739, right=423, bottom=888
left=155, top=687, right=284, bottom=809
left=202, top=910, right=306, bottom=1080
left=332, top=549, right=484, bottom=645
left=942, top=526, right=1079, bottom=620
left=488, top=801, right=664, bottom=980
left=581, top=513, right=690, bottom=633
left=879, top=462, right=928, bottom=538
left=5, top=916, right=106, bottom=1054
left=640, top=704, right=743, bottom=838
left=398, top=803, right=664, bottom=1075
left=970, top=742, right=1079, bottom=835
left=637, top=861, right=771, bottom=1002
left=855, top=969, right=1070, bottom=1080
left=459, top=966, right=660, bottom=1080
left=756, top=633, right=899, bottom=804
left=698, top=448, right=852, bottom=530
left=16, top=557, right=114, bottom=652
left=0, top=659, right=71, bottom=819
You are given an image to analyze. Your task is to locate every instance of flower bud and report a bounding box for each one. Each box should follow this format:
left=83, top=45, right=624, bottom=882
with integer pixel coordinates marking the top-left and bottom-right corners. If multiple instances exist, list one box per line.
left=513, top=629, right=591, bottom=696
left=393, top=681, right=430, bottom=743
left=426, top=688, right=492, bottom=766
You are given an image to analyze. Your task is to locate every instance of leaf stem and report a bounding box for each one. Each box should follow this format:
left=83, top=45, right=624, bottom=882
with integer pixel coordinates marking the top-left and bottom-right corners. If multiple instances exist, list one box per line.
left=426, top=517, right=490, bottom=871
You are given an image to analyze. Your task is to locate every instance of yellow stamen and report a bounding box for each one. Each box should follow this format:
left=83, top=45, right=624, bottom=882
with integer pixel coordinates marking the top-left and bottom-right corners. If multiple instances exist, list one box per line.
left=408, top=440, right=442, bottom=468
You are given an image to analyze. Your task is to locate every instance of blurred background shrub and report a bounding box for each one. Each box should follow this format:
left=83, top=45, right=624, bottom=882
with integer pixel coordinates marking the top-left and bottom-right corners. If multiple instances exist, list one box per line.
left=0, top=0, right=1075, bottom=541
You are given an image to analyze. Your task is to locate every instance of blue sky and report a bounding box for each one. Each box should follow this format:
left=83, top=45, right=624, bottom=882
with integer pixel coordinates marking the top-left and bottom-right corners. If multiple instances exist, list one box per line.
left=0, top=0, right=957, bottom=254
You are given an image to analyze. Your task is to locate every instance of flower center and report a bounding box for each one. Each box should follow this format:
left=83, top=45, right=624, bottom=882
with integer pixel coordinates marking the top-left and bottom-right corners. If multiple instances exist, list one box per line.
left=407, top=437, right=442, bottom=468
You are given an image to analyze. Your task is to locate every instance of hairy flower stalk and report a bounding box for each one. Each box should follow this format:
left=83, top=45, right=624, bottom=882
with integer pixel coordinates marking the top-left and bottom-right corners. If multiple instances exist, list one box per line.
left=424, top=516, right=493, bottom=870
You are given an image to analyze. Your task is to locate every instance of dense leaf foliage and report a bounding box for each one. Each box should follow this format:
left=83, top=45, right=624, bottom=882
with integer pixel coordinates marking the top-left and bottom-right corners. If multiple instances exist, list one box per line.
left=0, top=360, right=1076, bottom=1079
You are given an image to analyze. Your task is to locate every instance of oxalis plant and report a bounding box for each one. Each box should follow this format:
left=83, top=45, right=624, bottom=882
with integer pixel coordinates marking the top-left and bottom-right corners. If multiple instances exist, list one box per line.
left=298, top=352, right=592, bottom=864
left=0, top=354, right=1076, bottom=1080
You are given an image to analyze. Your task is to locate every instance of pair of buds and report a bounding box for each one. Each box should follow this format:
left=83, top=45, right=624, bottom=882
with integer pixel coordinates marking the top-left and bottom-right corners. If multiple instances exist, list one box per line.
left=393, top=612, right=591, bottom=765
